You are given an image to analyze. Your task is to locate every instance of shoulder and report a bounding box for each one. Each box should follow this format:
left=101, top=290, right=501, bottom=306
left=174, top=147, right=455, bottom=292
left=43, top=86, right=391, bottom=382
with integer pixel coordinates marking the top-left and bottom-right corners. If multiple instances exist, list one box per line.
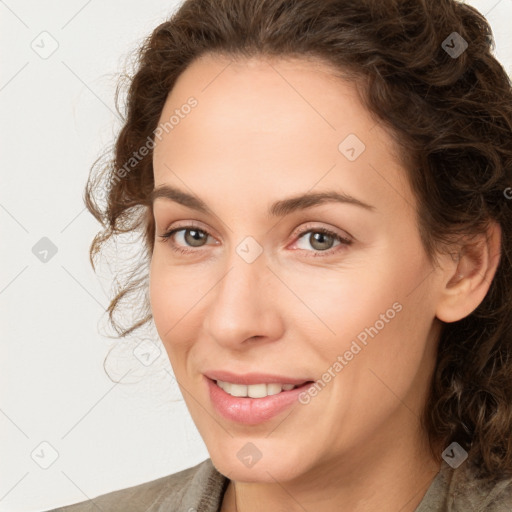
left=44, top=458, right=229, bottom=512
left=449, top=460, right=512, bottom=511
left=417, top=459, right=512, bottom=512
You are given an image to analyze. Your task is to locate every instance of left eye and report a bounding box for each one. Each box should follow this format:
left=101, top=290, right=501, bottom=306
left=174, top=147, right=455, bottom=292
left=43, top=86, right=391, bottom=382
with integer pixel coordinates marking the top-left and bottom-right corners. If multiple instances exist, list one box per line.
left=293, top=228, right=351, bottom=254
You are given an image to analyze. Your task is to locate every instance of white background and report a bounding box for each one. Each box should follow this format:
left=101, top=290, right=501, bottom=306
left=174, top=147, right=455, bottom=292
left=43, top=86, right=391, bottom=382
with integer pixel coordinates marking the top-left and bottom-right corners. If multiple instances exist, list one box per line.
left=1, top=1, right=511, bottom=511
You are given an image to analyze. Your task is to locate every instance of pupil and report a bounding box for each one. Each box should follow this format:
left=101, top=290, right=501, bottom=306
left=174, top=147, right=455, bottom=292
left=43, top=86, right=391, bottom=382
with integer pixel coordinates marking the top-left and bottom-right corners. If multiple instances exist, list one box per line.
left=186, top=229, right=205, bottom=247
left=312, top=232, right=332, bottom=250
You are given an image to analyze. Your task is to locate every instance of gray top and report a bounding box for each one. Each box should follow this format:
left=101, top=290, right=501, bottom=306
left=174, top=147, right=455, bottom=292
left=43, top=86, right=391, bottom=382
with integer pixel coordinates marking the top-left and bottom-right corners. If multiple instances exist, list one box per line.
left=45, top=457, right=512, bottom=511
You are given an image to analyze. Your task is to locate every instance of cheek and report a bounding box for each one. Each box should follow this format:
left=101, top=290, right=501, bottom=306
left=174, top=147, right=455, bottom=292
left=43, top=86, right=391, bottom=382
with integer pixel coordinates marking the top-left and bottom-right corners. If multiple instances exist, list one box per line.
left=296, top=242, right=435, bottom=376
left=329, top=254, right=436, bottom=409
left=149, top=257, right=189, bottom=351
left=149, top=255, right=212, bottom=365
left=149, top=252, right=191, bottom=319
left=149, top=257, right=169, bottom=334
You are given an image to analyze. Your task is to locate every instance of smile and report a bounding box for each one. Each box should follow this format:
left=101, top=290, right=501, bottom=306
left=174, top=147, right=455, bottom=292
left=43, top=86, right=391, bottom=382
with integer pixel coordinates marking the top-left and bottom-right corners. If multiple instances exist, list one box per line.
left=215, top=380, right=301, bottom=398
left=205, top=377, right=315, bottom=425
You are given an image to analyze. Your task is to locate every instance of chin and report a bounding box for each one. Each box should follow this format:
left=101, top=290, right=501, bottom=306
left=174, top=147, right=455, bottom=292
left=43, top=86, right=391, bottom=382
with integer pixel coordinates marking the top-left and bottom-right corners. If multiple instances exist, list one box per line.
left=207, top=438, right=310, bottom=483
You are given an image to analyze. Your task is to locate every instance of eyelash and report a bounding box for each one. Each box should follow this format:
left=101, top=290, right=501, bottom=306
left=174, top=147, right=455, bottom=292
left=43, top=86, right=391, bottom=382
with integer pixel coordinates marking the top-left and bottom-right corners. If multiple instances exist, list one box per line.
left=157, top=222, right=352, bottom=258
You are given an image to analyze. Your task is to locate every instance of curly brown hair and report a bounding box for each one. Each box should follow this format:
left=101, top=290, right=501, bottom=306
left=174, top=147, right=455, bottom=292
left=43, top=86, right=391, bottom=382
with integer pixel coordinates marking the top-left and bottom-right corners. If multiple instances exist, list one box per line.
left=85, top=0, right=512, bottom=484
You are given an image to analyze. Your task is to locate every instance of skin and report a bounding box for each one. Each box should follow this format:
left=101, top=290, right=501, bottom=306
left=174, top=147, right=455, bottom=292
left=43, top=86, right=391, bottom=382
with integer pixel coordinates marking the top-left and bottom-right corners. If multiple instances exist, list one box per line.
left=149, top=53, right=501, bottom=512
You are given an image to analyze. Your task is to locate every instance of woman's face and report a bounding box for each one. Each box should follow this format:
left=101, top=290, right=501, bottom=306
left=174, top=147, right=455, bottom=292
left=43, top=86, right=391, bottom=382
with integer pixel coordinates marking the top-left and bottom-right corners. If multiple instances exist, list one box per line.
left=150, top=53, right=446, bottom=482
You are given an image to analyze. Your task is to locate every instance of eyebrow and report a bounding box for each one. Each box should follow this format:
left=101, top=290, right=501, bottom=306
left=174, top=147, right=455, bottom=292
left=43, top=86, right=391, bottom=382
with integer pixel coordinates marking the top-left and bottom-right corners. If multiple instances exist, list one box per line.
left=150, top=184, right=375, bottom=217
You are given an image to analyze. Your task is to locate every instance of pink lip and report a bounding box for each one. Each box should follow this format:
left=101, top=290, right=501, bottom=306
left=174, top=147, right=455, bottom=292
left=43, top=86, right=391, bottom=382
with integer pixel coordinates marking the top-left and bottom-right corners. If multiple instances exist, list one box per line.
left=204, top=370, right=311, bottom=386
left=205, top=376, right=314, bottom=425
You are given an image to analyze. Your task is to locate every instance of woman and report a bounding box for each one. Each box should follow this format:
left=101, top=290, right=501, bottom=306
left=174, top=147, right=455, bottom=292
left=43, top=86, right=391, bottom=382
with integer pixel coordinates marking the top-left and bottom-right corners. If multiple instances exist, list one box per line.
left=48, top=0, right=512, bottom=510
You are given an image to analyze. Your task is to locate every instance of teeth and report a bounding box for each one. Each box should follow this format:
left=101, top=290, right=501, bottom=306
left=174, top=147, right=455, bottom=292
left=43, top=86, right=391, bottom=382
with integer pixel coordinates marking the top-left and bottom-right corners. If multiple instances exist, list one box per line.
left=267, top=383, right=284, bottom=395
left=216, top=380, right=299, bottom=398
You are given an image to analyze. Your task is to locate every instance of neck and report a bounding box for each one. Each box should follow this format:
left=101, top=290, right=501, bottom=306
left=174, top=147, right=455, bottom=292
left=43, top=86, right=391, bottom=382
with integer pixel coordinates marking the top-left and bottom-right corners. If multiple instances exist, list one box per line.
left=220, top=422, right=442, bottom=512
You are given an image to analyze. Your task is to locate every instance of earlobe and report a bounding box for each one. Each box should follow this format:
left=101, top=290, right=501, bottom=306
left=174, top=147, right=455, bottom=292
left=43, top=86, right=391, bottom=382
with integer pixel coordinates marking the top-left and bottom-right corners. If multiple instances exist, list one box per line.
left=435, top=221, right=501, bottom=323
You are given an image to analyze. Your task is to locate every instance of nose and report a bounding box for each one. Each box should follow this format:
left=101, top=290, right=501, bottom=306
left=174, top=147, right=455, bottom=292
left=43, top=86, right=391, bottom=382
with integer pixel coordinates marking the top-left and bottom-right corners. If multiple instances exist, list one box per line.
left=202, top=249, right=284, bottom=350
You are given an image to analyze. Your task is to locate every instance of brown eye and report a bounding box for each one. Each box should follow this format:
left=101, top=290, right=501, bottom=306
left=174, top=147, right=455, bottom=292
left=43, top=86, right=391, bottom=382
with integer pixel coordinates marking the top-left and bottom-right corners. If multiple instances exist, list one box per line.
left=158, top=226, right=213, bottom=254
left=307, top=231, right=336, bottom=251
left=182, top=228, right=208, bottom=247
left=293, top=226, right=352, bottom=257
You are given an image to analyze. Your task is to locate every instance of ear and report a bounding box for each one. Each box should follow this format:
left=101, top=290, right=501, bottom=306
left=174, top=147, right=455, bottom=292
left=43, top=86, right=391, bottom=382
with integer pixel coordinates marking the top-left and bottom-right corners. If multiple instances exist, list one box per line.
left=435, top=220, right=502, bottom=323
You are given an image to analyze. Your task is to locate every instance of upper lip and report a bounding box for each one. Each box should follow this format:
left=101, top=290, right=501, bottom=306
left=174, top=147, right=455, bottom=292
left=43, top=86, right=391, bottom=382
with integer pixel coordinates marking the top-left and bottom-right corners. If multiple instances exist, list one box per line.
left=204, top=370, right=312, bottom=386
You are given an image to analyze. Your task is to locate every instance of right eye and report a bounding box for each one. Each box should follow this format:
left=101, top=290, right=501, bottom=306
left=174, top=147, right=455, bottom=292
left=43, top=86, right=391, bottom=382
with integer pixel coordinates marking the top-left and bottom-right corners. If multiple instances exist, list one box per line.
left=158, top=225, right=217, bottom=254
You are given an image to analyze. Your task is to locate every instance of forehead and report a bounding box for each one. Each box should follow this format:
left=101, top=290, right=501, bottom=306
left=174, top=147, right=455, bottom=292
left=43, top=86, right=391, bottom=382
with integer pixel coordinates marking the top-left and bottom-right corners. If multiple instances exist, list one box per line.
left=152, top=53, right=415, bottom=219
left=154, top=53, right=377, bottom=153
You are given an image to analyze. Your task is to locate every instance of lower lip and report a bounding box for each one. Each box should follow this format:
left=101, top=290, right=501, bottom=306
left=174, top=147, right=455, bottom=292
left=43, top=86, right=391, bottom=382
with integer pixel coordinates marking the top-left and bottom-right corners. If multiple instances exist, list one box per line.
left=205, top=377, right=314, bottom=425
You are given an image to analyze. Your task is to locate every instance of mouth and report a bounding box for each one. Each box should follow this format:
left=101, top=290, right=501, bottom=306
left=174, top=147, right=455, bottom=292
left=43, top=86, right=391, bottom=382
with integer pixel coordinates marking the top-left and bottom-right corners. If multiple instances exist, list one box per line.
left=214, top=379, right=308, bottom=398
left=205, top=376, right=315, bottom=425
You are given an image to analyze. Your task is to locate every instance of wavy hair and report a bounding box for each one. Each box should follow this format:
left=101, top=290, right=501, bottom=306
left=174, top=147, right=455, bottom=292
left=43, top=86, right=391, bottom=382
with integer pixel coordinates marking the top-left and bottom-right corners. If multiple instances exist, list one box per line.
left=85, top=0, right=512, bottom=483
